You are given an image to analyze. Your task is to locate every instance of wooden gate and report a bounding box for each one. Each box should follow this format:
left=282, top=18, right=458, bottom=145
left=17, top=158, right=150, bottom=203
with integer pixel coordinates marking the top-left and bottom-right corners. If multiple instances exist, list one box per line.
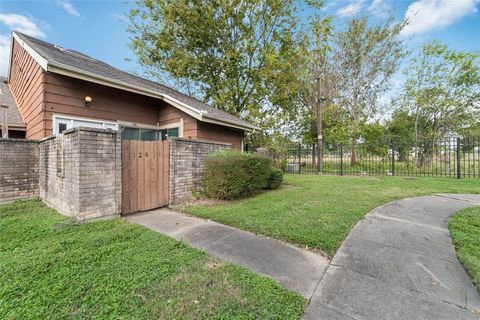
left=121, top=140, right=170, bottom=214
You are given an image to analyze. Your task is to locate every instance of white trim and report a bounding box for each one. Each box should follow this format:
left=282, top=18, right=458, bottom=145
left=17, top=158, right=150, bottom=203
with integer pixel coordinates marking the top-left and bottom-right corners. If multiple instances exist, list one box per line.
left=117, top=121, right=162, bottom=130
left=117, top=120, right=183, bottom=136
left=52, top=114, right=118, bottom=134
left=47, top=63, right=256, bottom=132
left=119, top=121, right=183, bottom=139
left=201, top=116, right=253, bottom=131
left=158, top=121, right=182, bottom=131
left=14, top=32, right=257, bottom=132
left=7, top=33, right=14, bottom=82
left=12, top=32, right=48, bottom=70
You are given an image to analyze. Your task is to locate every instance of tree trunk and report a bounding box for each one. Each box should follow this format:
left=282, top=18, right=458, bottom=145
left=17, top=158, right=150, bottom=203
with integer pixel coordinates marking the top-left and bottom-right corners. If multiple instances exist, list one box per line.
left=351, top=139, right=357, bottom=166
left=312, top=144, right=316, bottom=171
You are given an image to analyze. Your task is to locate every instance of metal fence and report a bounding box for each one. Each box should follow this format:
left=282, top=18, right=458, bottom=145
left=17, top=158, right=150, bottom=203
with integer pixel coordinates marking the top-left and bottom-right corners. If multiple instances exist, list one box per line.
left=274, top=136, right=480, bottom=178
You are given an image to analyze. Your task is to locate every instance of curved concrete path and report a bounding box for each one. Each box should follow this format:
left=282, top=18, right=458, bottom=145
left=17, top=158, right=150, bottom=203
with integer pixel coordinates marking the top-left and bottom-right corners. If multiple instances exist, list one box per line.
left=304, top=194, right=480, bottom=320
left=125, top=209, right=329, bottom=298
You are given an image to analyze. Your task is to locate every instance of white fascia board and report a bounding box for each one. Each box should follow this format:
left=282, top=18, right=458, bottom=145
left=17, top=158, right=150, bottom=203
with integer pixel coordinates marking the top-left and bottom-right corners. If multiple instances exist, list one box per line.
left=22, top=46, right=254, bottom=132
left=7, top=34, right=14, bottom=81
left=14, top=32, right=256, bottom=132
left=12, top=32, right=48, bottom=71
left=201, top=116, right=256, bottom=132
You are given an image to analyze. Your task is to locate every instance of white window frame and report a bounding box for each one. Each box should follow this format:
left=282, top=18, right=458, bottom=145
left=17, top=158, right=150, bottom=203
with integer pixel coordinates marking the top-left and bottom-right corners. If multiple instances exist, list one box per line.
left=118, top=119, right=184, bottom=138
left=53, top=114, right=119, bottom=135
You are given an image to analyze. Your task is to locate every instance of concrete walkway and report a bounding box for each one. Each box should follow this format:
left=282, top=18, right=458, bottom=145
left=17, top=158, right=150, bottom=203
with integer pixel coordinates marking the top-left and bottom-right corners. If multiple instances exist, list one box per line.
left=125, top=209, right=329, bottom=298
left=304, top=194, right=480, bottom=320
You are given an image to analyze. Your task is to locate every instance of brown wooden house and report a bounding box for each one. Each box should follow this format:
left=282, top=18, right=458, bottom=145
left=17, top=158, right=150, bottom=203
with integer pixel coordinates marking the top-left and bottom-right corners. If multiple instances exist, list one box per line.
left=4, top=32, right=258, bottom=149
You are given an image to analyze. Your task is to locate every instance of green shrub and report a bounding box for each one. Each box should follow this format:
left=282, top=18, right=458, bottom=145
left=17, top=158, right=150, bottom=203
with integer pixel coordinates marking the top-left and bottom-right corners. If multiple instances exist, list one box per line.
left=267, top=168, right=283, bottom=189
left=203, top=150, right=273, bottom=199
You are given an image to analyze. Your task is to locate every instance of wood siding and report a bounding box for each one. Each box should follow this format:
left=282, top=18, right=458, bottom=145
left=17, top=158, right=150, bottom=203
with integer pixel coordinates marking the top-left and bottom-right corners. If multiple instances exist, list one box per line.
left=8, top=38, right=246, bottom=148
left=8, top=38, right=45, bottom=139
left=157, top=101, right=197, bottom=137
left=196, top=122, right=245, bottom=150
left=44, top=73, right=162, bottom=135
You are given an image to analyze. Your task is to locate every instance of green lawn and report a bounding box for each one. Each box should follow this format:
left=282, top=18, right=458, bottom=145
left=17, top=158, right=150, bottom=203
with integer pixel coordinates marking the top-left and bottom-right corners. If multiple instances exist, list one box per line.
left=184, top=175, right=480, bottom=257
left=449, top=206, right=480, bottom=292
left=0, top=200, right=305, bottom=319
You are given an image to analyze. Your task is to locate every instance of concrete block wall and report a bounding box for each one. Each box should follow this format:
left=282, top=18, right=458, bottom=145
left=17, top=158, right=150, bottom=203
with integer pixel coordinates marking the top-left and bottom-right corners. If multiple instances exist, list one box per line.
left=169, top=138, right=230, bottom=204
left=0, top=138, right=39, bottom=203
left=39, top=127, right=121, bottom=220
left=39, top=132, right=80, bottom=215
left=77, top=127, right=122, bottom=219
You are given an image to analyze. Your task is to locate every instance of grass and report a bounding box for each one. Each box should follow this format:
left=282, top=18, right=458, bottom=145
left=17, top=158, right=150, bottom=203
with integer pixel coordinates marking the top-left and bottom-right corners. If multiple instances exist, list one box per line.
left=0, top=199, right=305, bottom=319
left=449, top=206, right=480, bottom=292
left=184, top=175, right=480, bottom=257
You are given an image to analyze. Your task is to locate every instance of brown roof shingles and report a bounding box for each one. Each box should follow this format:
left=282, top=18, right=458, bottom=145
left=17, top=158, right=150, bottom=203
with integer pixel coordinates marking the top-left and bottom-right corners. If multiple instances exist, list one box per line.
left=0, top=78, right=25, bottom=128
left=14, top=32, right=258, bottom=131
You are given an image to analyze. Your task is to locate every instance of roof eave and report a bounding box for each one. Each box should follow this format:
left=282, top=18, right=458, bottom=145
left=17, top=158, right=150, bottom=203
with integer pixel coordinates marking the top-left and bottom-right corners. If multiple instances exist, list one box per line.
left=13, top=30, right=257, bottom=132
left=46, top=62, right=258, bottom=132
left=0, top=124, right=26, bottom=130
left=201, top=116, right=259, bottom=132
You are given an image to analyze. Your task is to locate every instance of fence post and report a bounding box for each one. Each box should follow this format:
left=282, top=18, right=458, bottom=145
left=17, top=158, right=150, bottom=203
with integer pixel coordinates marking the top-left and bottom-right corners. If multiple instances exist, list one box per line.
left=391, top=142, right=395, bottom=176
left=298, top=143, right=302, bottom=174
left=457, top=137, right=461, bottom=179
left=340, top=145, right=344, bottom=176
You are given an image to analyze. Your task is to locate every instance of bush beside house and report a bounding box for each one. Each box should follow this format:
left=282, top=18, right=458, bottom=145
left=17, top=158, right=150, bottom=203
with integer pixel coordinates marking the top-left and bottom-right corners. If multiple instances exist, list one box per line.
left=203, top=151, right=283, bottom=199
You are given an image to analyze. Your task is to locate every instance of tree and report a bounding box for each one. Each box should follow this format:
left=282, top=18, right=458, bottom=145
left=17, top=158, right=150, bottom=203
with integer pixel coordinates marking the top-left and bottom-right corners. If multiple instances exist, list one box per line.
left=332, top=16, right=407, bottom=165
left=128, top=0, right=319, bottom=136
left=386, top=109, right=416, bottom=161
left=400, top=41, right=480, bottom=142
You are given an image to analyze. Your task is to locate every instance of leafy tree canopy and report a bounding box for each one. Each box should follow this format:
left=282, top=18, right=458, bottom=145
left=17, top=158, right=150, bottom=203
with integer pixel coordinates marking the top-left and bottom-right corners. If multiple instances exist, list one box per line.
left=128, top=0, right=323, bottom=135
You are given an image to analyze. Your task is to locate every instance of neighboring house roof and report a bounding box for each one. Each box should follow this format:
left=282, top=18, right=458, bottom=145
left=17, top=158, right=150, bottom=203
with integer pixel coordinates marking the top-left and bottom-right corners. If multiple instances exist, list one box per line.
left=0, top=77, right=25, bottom=129
left=10, top=32, right=259, bottom=131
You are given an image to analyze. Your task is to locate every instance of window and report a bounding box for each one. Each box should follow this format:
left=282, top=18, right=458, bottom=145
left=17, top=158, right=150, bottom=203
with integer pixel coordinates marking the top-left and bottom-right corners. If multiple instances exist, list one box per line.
left=160, top=127, right=179, bottom=140
left=58, top=123, right=67, bottom=134
left=53, top=115, right=118, bottom=135
left=121, top=126, right=180, bottom=141
left=141, top=129, right=158, bottom=141
left=121, top=127, right=139, bottom=140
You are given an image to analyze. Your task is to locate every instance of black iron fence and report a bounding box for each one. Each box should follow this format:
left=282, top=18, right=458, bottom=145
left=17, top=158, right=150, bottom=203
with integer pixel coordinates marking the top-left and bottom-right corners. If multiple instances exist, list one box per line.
left=270, top=136, right=480, bottom=178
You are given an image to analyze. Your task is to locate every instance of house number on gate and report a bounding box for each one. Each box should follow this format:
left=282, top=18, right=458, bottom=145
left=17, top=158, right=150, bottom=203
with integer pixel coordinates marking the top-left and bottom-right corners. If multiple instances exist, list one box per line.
left=133, top=152, right=150, bottom=158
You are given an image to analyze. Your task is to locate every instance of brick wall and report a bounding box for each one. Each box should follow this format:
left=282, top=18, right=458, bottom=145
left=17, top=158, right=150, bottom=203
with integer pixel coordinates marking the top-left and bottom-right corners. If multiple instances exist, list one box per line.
left=169, top=138, right=230, bottom=204
left=0, top=138, right=39, bottom=203
left=39, top=127, right=121, bottom=220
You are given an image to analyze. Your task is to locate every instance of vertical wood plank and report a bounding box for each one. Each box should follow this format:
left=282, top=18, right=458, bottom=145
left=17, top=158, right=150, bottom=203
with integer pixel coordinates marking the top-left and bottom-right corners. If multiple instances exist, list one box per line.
left=138, top=141, right=145, bottom=211
left=121, top=140, right=129, bottom=214
left=158, top=140, right=164, bottom=205
left=163, top=140, right=170, bottom=206
left=121, top=139, right=170, bottom=214
left=144, top=141, right=152, bottom=209
left=151, top=142, right=158, bottom=207
left=128, top=141, right=138, bottom=213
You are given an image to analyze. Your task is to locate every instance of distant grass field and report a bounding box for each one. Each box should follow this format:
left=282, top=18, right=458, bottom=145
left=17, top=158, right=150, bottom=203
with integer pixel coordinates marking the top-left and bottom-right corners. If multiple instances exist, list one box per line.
left=285, top=155, right=480, bottom=178
left=0, top=200, right=305, bottom=319
left=450, top=206, right=480, bottom=292
left=184, top=175, right=480, bottom=257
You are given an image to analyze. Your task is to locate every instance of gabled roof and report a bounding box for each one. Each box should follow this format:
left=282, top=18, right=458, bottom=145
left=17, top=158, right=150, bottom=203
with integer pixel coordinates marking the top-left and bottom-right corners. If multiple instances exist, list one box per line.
left=11, top=32, right=259, bottom=131
left=0, top=77, right=25, bottom=129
